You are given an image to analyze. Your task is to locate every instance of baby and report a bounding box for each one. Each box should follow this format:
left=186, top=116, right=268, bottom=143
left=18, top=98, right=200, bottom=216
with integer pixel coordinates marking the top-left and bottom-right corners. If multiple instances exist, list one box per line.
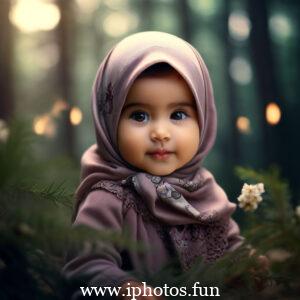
left=63, top=31, right=244, bottom=299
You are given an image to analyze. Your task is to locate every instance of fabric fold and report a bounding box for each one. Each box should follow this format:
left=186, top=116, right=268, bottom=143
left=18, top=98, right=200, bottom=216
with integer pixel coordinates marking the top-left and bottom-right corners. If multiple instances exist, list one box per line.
left=64, top=32, right=244, bottom=298
left=74, top=31, right=234, bottom=231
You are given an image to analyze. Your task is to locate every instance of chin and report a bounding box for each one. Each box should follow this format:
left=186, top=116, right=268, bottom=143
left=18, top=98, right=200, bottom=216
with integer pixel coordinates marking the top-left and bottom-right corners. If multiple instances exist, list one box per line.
left=147, top=169, right=175, bottom=176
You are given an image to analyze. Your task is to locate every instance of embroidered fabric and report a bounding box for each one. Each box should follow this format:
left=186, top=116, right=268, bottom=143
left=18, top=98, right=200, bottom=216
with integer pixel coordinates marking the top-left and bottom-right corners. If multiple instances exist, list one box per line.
left=144, top=174, right=204, bottom=193
left=90, top=180, right=230, bottom=269
left=91, top=180, right=154, bottom=222
left=97, top=82, right=114, bottom=114
left=169, top=222, right=229, bottom=270
left=91, top=180, right=173, bottom=253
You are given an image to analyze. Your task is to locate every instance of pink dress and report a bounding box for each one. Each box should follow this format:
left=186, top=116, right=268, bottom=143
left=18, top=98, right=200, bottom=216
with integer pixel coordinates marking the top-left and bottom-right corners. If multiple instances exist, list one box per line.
left=62, top=181, right=243, bottom=291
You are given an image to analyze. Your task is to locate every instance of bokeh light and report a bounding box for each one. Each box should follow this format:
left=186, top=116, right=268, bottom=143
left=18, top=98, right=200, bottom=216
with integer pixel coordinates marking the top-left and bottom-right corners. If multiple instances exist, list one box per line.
left=51, top=99, right=69, bottom=117
left=0, top=119, right=10, bottom=143
left=236, top=116, right=251, bottom=134
left=229, top=57, right=252, bottom=85
left=10, top=0, right=61, bottom=33
left=33, top=114, right=56, bottom=137
left=103, top=12, right=138, bottom=37
left=70, top=107, right=83, bottom=126
left=266, top=102, right=281, bottom=125
left=269, top=14, right=292, bottom=40
left=103, top=0, right=128, bottom=10
left=75, top=0, right=99, bottom=14
left=228, top=10, right=251, bottom=41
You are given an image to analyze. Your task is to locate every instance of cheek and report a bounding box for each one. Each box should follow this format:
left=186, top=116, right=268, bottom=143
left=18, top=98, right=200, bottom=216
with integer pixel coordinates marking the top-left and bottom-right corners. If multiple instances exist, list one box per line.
left=117, top=121, right=147, bottom=154
left=175, top=123, right=200, bottom=157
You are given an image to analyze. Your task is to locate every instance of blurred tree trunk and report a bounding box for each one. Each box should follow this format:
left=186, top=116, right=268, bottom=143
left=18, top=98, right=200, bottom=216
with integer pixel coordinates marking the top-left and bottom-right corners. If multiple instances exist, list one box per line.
left=289, top=0, right=300, bottom=201
left=56, top=0, right=75, bottom=158
left=0, top=0, right=14, bottom=121
left=139, top=0, right=153, bottom=30
left=273, top=0, right=300, bottom=202
left=247, top=0, right=285, bottom=167
left=222, top=0, right=240, bottom=165
left=177, top=0, right=192, bottom=42
left=92, top=4, right=105, bottom=60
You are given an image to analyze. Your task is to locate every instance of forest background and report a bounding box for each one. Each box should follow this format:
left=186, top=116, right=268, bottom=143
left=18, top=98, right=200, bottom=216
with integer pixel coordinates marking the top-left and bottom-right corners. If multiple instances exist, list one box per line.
left=0, top=0, right=299, bottom=299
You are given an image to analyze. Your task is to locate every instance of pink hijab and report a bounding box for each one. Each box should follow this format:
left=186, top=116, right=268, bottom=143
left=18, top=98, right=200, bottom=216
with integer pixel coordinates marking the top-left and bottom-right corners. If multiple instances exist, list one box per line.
left=74, top=31, right=236, bottom=227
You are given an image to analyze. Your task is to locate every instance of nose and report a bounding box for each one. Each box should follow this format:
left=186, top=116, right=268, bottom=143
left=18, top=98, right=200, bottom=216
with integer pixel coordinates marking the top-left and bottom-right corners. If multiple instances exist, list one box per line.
left=150, top=122, right=171, bottom=143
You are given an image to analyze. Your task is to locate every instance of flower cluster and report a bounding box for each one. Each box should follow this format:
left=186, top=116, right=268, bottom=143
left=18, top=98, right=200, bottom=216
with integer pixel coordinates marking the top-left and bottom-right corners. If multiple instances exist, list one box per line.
left=238, top=183, right=265, bottom=212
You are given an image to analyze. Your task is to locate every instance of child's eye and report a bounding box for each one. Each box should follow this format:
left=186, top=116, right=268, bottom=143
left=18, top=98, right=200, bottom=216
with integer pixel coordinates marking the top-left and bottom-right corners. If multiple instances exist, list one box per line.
left=171, top=111, right=188, bottom=120
left=129, top=111, right=149, bottom=122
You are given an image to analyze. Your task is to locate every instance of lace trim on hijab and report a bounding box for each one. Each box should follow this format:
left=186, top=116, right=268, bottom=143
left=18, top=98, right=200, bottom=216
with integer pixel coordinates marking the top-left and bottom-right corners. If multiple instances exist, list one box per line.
left=143, top=176, right=229, bottom=269
left=90, top=180, right=153, bottom=221
left=91, top=180, right=174, bottom=254
left=91, top=179, right=229, bottom=269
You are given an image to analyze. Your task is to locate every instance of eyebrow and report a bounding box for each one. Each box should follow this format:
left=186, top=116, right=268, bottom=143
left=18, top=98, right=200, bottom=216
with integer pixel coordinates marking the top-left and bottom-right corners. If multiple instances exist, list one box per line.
left=123, top=101, right=196, bottom=110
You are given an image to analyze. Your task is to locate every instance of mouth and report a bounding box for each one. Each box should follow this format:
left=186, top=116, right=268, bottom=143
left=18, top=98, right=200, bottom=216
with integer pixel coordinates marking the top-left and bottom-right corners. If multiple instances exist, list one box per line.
left=147, top=149, right=174, bottom=160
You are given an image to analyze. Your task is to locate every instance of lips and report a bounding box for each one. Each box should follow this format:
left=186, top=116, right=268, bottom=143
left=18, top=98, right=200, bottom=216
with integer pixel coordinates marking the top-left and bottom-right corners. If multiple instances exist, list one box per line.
left=147, top=149, right=173, bottom=160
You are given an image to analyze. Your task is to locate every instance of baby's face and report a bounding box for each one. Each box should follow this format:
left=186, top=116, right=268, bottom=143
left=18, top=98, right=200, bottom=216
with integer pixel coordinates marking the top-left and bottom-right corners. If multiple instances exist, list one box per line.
left=117, top=71, right=200, bottom=176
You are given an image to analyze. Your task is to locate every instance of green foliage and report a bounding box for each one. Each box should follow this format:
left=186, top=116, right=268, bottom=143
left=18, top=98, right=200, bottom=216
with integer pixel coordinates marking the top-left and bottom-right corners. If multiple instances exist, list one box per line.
left=234, top=166, right=300, bottom=298
left=0, top=120, right=35, bottom=188
left=236, top=166, right=294, bottom=226
left=0, top=121, right=75, bottom=298
left=0, top=121, right=149, bottom=299
left=235, top=166, right=300, bottom=251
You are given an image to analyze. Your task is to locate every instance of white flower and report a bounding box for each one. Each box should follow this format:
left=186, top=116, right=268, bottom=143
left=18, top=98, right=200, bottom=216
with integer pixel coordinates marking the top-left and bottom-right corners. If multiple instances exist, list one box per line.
left=256, top=183, right=265, bottom=194
left=295, top=206, right=300, bottom=218
left=238, top=183, right=265, bottom=212
left=0, top=119, right=10, bottom=143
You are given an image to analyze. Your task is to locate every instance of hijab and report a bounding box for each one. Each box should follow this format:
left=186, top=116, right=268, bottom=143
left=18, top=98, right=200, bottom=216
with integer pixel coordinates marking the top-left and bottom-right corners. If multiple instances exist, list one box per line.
left=74, top=31, right=236, bottom=227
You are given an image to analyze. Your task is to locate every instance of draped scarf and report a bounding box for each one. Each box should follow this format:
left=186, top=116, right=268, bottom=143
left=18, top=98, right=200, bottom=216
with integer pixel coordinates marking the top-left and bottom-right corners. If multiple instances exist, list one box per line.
left=74, top=31, right=238, bottom=266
